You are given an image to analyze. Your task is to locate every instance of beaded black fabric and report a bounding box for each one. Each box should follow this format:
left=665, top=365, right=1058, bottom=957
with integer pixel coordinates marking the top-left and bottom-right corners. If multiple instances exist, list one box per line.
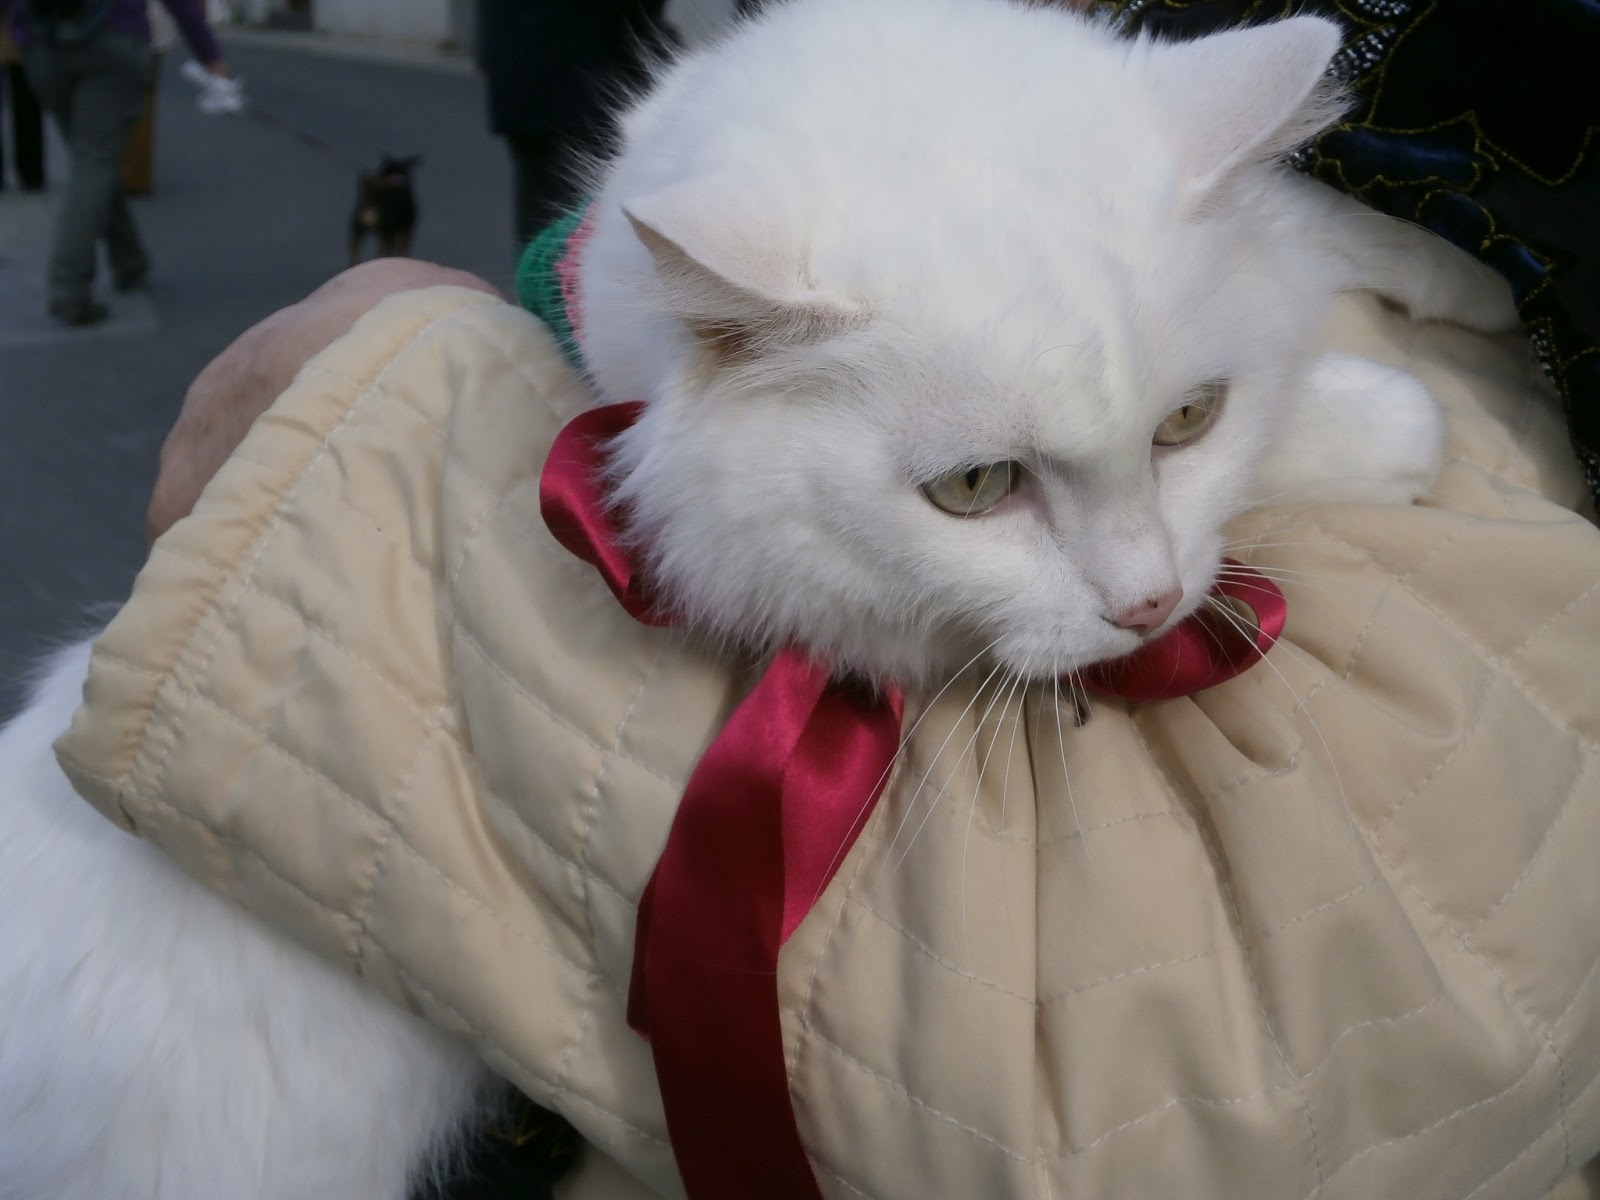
left=1099, top=0, right=1600, bottom=505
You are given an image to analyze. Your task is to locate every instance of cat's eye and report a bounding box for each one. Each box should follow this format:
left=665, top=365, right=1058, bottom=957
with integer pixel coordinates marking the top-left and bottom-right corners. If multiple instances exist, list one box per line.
left=922, top=461, right=1019, bottom=516
left=1153, top=382, right=1226, bottom=448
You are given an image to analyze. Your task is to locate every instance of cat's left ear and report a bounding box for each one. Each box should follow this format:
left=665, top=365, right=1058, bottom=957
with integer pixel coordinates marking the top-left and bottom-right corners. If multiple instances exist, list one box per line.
left=1151, top=16, right=1347, bottom=201
left=624, top=183, right=859, bottom=361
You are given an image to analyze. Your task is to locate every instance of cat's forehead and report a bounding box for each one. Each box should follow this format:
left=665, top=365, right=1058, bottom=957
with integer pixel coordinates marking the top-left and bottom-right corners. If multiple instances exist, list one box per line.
left=863, top=326, right=1159, bottom=468
left=852, top=202, right=1284, bottom=406
left=883, top=283, right=1213, bottom=411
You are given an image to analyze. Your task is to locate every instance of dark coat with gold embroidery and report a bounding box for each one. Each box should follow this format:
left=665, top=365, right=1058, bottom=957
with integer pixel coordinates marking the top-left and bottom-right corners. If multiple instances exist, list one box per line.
left=1102, top=0, right=1600, bottom=504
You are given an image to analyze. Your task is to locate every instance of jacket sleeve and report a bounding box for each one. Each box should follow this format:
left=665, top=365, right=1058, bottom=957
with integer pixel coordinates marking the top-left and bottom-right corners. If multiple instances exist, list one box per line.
left=155, top=0, right=221, bottom=64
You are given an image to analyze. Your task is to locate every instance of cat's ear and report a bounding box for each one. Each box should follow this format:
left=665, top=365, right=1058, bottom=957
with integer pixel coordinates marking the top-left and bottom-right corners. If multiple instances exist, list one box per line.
left=624, top=185, right=858, bottom=363
left=1152, top=17, right=1346, bottom=200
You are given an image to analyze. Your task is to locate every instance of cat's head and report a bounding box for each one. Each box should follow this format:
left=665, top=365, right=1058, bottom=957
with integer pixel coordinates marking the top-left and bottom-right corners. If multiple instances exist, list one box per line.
left=582, top=3, right=1348, bottom=687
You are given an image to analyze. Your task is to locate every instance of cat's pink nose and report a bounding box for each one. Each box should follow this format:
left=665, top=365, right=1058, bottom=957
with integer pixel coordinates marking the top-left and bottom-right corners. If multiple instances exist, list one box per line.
left=1108, top=586, right=1184, bottom=633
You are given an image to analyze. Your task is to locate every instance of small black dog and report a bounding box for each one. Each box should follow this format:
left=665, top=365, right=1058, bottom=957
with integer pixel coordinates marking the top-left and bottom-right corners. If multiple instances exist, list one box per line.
left=348, top=154, right=420, bottom=265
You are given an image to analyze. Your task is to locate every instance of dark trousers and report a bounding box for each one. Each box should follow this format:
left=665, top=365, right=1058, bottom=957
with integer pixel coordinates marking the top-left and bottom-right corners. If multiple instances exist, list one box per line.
left=502, top=1, right=772, bottom=254
left=1, top=60, right=46, bottom=188
left=23, top=30, right=150, bottom=307
left=507, top=131, right=589, bottom=252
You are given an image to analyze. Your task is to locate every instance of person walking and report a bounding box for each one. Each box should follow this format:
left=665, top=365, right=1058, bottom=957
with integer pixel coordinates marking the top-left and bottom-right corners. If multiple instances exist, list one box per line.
left=475, top=0, right=674, bottom=253
left=0, top=22, right=44, bottom=189
left=3, top=0, right=229, bottom=326
left=120, top=2, right=177, bottom=196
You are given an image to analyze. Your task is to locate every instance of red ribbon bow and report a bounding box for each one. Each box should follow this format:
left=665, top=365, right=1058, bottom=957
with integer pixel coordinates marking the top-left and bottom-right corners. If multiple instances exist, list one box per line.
left=538, top=402, right=1285, bottom=1199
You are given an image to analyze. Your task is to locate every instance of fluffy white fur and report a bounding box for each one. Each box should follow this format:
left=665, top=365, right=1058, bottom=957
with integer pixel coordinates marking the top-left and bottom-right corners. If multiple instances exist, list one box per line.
left=581, top=0, right=1516, bottom=686
left=0, top=642, right=491, bottom=1200
left=0, top=1, right=1521, bottom=1195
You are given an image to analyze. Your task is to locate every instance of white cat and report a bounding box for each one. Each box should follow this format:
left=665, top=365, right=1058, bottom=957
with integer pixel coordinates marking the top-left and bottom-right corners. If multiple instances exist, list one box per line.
left=582, top=0, right=1514, bottom=687
left=0, top=2, right=1518, bottom=1197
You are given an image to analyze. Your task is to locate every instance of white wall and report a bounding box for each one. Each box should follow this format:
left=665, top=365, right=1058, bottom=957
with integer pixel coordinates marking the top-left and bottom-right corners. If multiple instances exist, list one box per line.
left=312, top=0, right=451, bottom=43
left=211, top=0, right=272, bottom=24
left=213, top=0, right=739, bottom=49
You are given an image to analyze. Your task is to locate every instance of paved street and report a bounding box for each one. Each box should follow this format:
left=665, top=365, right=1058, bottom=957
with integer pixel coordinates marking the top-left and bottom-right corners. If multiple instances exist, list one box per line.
left=0, top=0, right=735, bottom=716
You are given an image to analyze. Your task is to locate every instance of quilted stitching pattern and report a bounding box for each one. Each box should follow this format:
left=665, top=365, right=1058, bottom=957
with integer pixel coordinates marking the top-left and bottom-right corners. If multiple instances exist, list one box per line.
left=56, top=289, right=1600, bottom=1199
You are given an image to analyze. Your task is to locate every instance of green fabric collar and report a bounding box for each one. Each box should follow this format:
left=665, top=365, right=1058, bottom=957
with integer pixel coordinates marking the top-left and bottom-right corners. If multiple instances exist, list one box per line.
left=515, top=205, right=591, bottom=372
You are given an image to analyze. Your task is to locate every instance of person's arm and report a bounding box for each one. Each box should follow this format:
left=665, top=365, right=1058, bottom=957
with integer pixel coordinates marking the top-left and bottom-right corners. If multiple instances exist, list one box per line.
left=154, top=0, right=227, bottom=72
left=147, top=260, right=502, bottom=543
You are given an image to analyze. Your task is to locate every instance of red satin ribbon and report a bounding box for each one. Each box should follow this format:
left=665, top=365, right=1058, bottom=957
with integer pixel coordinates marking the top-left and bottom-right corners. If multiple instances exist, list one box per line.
left=628, top=654, right=902, bottom=1198
left=540, top=401, right=661, bottom=625
left=541, top=403, right=900, bottom=1198
left=538, top=401, right=1285, bottom=1199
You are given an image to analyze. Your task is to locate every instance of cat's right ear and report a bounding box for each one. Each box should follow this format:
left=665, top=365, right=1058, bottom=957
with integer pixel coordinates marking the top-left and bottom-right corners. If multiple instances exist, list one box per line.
left=1151, top=16, right=1347, bottom=202
left=623, top=186, right=858, bottom=364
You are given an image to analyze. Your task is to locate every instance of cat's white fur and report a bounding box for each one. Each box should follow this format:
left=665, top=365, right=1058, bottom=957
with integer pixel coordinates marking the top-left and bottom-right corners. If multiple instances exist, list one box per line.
left=0, top=1, right=1519, bottom=1196
left=0, top=641, right=493, bottom=1200
left=582, top=0, right=1514, bottom=686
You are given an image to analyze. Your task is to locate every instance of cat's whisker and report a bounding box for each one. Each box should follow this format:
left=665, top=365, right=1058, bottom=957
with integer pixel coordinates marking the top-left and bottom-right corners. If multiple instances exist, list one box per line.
left=1220, top=537, right=1325, bottom=552
left=1217, top=562, right=1329, bottom=577
left=961, top=665, right=1029, bottom=960
left=884, top=661, right=1010, bottom=885
left=1216, top=549, right=1357, bottom=582
left=1220, top=577, right=1348, bottom=600
left=871, top=644, right=1004, bottom=868
left=994, top=658, right=1033, bottom=946
left=816, top=638, right=1004, bottom=917
left=1052, top=675, right=1091, bottom=871
left=1209, top=610, right=1366, bottom=871
left=1216, top=565, right=1365, bottom=599
left=1239, top=488, right=1317, bottom=508
left=1214, top=570, right=1324, bottom=594
left=1204, top=595, right=1356, bottom=848
left=997, top=656, right=1032, bottom=836
left=1067, top=669, right=1091, bottom=728
left=1216, top=555, right=1338, bottom=577
left=1192, top=603, right=1235, bottom=658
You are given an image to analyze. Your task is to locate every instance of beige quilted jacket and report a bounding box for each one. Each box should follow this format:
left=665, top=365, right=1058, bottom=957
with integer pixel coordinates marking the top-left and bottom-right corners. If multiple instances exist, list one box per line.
left=56, top=285, right=1600, bottom=1199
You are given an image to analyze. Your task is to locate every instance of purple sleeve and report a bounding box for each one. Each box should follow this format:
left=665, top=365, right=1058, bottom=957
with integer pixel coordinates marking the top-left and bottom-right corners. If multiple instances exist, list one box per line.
left=157, top=0, right=223, bottom=64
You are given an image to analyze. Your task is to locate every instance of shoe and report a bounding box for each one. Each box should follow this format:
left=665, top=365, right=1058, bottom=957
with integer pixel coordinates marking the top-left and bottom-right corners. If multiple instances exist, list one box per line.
left=49, top=298, right=110, bottom=327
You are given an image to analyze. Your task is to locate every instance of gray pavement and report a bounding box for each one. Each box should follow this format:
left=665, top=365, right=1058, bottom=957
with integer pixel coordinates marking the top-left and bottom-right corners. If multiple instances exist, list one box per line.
left=0, top=39, right=517, bottom=716
left=0, top=5, right=741, bottom=718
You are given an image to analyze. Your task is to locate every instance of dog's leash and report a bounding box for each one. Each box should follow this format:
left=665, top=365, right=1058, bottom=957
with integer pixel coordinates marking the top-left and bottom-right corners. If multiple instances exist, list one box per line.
left=239, top=104, right=370, bottom=170
left=180, top=61, right=369, bottom=172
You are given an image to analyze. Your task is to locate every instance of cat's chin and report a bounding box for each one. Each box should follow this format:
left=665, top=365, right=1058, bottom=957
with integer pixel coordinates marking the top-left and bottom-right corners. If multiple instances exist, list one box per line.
left=670, top=543, right=1232, bottom=695
left=768, top=571, right=1231, bottom=693
left=983, top=639, right=1159, bottom=690
left=952, top=567, right=1226, bottom=689
left=861, top=627, right=1155, bottom=694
